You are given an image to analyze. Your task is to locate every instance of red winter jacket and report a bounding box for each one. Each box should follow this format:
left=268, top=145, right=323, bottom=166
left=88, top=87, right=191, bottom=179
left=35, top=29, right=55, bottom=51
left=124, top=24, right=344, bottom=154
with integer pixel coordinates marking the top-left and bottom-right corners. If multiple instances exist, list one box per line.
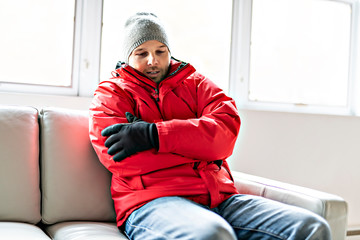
left=89, top=59, right=241, bottom=227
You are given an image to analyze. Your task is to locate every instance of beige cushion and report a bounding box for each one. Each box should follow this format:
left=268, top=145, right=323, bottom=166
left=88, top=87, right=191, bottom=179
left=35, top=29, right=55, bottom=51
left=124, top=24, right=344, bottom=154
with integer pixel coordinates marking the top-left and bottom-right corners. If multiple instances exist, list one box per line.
left=45, top=222, right=127, bottom=240
left=40, top=107, right=116, bottom=224
left=0, top=106, right=41, bottom=223
left=0, top=222, right=51, bottom=240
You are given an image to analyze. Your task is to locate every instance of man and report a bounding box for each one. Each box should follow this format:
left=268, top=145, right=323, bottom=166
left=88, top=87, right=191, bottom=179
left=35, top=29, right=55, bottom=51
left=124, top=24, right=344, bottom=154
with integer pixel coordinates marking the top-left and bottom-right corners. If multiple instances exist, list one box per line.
left=89, top=12, right=331, bottom=239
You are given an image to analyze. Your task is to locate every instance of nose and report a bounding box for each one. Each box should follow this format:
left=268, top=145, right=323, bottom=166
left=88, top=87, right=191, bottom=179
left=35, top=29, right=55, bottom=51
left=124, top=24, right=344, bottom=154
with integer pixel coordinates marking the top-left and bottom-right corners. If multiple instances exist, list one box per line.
left=147, top=53, right=159, bottom=66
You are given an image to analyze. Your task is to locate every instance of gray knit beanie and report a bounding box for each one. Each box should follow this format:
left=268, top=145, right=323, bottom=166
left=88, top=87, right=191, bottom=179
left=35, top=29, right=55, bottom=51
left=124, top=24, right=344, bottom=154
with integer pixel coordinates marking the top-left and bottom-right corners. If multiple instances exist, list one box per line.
left=122, top=12, right=170, bottom=63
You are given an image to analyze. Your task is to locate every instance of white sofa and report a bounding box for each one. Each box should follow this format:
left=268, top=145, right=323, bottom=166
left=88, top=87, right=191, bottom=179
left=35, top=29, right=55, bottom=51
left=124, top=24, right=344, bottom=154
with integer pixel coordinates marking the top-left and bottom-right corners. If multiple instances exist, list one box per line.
left=0, top=105, right=348, bottom=239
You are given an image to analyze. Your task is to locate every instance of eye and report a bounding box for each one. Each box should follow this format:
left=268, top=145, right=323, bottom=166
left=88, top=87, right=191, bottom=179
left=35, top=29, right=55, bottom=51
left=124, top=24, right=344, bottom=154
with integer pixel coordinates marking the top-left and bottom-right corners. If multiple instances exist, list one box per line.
left=156, top=50, right=165, bottom=55
left=136, top=52, right=148, bottom=57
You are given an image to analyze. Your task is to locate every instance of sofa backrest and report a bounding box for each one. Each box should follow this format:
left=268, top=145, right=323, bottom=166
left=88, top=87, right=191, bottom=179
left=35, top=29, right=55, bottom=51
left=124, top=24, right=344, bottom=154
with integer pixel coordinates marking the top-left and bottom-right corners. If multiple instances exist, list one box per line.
left=0, top=105, right=41, bottom=224
left=39, top=107, right=116, bottom=224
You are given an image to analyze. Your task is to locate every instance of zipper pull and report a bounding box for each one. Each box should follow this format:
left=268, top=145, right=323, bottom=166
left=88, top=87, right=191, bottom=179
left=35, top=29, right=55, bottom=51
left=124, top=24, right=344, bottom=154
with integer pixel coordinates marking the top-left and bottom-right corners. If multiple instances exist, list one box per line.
left=153, top=88, right=160, bottom=102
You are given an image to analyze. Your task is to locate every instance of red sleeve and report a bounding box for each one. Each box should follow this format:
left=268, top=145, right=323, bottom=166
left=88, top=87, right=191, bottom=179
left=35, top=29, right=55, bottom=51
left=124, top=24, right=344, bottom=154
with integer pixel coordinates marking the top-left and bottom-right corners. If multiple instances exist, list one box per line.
left=89, top=81, right=135, bottom=175
left=156, top=76, right=241, bottom=161
left=89, top=80, right=197, bottom=177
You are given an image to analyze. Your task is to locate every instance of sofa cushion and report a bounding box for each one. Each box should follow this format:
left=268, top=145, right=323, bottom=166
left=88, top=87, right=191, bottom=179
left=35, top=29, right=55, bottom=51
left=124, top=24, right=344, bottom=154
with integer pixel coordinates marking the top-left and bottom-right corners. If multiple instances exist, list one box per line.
left=40, top=107, right=116, bottom=224
left=0, top=222, right=51, bottom=239
left=45, top=222, right=127, bottom=240
left=0, top=106, right=41, bottom=223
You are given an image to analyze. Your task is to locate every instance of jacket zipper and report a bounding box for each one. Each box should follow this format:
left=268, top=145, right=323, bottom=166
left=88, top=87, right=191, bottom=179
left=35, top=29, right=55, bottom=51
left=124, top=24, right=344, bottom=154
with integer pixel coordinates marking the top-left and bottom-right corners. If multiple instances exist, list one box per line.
left=122, top=68, right=159, bottom=100
left=153, top=88, right=160, bottom=102
left=122, top=62, right=192, bottom=113
left=122, top=69, right=163, bottom=103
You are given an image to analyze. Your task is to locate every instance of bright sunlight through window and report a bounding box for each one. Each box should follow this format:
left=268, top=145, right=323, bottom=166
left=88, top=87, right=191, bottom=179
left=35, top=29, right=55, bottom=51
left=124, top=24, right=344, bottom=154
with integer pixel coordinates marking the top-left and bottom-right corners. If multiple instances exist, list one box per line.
left=0, top=0, right=75, bottom=87
left=100, top=0, right=232, bottom=93
left=249, top=0, right=352, bottom=107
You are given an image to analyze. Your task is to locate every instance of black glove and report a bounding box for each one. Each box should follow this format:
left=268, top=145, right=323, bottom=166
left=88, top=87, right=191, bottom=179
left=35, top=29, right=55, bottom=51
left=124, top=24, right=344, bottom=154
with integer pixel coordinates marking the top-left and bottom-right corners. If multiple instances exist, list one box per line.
left=101, top=112, right=159, bottom=162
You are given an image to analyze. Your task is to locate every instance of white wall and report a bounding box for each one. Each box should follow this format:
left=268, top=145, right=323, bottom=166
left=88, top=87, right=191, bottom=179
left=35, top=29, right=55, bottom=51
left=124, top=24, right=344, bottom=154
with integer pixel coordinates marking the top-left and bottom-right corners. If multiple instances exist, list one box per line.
left=228, top=109, right=360, bottom=228
left=2, top=92, right=360, bottom=228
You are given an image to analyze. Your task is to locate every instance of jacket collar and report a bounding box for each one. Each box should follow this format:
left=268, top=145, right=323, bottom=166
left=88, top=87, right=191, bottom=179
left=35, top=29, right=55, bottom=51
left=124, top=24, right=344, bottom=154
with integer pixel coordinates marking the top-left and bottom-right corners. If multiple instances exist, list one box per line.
left=113, top=57, right=196, bottom=89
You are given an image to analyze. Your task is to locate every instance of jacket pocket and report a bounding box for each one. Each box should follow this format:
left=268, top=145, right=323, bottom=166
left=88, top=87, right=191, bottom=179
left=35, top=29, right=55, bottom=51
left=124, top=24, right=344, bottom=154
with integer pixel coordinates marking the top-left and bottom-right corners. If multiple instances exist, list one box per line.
left=114, top=175, right=145, bottom=190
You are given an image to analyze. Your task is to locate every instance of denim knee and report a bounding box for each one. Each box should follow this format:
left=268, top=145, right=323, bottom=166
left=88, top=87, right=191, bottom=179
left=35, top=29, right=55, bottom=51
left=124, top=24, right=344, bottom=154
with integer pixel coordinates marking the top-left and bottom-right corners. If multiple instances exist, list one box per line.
left=197, top=220, right=237, bottom=240
left=296, top=213, right=332, bottom=240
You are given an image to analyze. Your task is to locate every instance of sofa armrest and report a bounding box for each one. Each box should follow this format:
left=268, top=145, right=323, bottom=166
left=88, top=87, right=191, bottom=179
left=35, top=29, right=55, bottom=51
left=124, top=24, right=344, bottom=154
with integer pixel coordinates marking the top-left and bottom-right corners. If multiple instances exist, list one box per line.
left=232, top=171, right=348, bottom=240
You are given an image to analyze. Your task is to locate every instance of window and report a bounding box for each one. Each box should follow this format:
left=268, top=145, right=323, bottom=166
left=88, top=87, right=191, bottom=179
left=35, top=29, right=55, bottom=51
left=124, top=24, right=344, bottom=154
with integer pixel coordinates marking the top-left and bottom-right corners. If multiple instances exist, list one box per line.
left=0, top=0, right=75, bottom=92
left=100, top=0, right=233, bottom=93
left=230, top=0, right=360, bottom=115
left=250, top=0, right=351, bottom=107
left=2, top=0, right=360, bottom=116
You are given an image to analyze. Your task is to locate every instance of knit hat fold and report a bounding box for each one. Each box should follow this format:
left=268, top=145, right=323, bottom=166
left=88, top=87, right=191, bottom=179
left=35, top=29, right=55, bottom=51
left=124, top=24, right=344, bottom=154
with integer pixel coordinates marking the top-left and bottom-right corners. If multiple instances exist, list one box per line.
left=122, top=12, right=170, bottom=63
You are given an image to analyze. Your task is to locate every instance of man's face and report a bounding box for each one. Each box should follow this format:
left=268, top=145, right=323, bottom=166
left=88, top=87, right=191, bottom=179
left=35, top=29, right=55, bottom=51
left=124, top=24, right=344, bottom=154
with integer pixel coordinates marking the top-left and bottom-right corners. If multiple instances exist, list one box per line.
left=128, top=40, right=171, bottom=83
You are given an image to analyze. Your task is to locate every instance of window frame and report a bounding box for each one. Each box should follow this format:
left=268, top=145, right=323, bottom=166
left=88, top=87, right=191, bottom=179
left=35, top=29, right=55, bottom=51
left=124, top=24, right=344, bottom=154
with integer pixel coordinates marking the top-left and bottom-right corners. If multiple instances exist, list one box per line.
left=229, top=0, right=360, bottom=116
left=1, top=0, right=360, bottom=117
left=0, top=0, right=102, bottom=97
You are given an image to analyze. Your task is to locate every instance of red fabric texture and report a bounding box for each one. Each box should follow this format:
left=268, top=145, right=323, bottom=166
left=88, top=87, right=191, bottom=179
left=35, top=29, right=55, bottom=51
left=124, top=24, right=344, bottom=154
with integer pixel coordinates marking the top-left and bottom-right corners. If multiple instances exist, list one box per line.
left=89, top=59, right=241, bottom=227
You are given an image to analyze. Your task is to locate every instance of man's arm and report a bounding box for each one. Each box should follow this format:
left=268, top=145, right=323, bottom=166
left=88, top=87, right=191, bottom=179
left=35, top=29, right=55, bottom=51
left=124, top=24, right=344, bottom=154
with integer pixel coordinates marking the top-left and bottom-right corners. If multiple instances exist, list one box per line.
left=101, top=112, right=158, bottom=161
left=89, top=81, right=135, bottom=173
left=89, top=80, right=196, bottom=177
left=156, top=76, right=241, bottom=161
left=90, top=77, right=240, bottom=176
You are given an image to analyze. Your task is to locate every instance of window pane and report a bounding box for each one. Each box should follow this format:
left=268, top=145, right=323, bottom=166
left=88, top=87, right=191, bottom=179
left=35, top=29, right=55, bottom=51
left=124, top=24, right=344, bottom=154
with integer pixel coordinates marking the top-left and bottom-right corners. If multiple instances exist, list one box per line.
left=101, top=0, right=232, bottom=93
left=249, top=0, right=351, bottom=107
left=0, top=0, right=75, bottom=86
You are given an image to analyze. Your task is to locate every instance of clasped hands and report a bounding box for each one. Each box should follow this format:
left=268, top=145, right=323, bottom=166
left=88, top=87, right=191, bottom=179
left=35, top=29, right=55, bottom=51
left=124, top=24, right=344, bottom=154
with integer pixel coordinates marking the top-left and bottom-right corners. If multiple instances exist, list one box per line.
left=101, top=112, right=159, bottom=162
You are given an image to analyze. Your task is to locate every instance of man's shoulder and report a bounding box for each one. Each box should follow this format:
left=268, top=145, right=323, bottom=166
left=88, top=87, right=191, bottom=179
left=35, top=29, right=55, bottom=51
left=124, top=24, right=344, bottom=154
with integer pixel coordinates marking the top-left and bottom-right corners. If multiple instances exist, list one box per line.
left=182, top=71, right=208, bottom=85
left=95, top=79, right=134, bottom=98
left=98, top=75, right=135, bottom=88
left=97, top=79, right=122, bottom=89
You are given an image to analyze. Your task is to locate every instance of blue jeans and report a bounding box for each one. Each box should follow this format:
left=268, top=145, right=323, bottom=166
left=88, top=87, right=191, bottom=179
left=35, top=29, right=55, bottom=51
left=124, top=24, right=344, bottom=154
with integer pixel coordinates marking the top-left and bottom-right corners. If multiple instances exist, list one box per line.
left=124, top=194, right=331, bottom=240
